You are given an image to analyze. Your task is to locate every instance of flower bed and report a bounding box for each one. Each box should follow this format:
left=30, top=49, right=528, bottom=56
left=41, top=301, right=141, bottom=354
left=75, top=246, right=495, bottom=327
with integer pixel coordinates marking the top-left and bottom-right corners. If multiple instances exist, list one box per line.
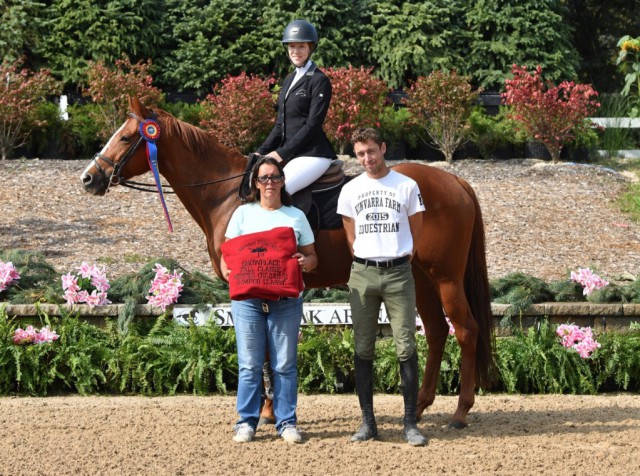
left=0, top=306, right=638, bottom=396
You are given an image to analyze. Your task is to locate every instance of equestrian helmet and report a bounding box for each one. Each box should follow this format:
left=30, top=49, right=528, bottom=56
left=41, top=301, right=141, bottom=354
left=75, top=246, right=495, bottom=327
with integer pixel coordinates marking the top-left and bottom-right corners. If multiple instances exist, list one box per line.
left=282, top=20, right=318, bottom=49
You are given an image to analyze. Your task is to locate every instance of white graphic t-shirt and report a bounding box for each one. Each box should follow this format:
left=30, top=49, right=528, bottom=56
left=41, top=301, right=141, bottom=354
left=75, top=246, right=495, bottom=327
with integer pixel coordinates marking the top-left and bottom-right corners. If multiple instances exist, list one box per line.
left=337, top=170, right=425, bottom=260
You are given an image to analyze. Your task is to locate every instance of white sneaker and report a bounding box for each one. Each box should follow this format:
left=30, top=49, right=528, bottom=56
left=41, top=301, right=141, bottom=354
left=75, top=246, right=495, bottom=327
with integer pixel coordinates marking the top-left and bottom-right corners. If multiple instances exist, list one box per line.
left=232, top=423, right=255, bottom=443
left=280, top=425, right=303, bottom=443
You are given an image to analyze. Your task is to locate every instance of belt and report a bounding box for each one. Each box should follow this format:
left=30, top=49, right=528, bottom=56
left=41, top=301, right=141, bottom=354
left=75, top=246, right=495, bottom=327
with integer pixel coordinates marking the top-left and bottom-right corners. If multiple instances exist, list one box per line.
left=353, top=255, right=410, bottom=268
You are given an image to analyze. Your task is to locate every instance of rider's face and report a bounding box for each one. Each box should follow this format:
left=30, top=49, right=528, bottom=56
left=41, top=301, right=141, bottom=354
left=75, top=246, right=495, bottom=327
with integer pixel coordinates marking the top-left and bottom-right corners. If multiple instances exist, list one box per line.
left=287, top=42, right=312, bottom=67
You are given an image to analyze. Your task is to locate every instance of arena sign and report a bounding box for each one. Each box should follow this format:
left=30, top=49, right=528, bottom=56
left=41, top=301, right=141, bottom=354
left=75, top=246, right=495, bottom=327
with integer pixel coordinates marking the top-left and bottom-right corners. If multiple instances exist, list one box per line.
left=173, top=303, right=405, bottom=327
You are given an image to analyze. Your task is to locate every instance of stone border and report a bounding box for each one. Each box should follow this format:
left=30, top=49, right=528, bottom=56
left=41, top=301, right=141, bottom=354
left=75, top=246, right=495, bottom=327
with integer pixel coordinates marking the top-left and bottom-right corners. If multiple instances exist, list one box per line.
left=2, top=303, right=639, bottom=332
left=0, top=303, right=160, bottom=317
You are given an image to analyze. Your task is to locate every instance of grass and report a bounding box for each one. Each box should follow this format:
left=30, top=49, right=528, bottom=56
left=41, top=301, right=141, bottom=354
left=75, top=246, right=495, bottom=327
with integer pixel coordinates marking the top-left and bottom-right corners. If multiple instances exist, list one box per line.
left=124, top=254, right=149, bottom=264
left=620, top=181, right=640, bottom=221
left=591, top=156, right=640, bottom=221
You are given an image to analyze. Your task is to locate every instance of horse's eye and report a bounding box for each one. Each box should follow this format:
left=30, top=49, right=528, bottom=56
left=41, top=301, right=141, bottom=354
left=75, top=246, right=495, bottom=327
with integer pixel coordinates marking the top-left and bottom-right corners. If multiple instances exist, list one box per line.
left=120, top=135, right=131, bottom=143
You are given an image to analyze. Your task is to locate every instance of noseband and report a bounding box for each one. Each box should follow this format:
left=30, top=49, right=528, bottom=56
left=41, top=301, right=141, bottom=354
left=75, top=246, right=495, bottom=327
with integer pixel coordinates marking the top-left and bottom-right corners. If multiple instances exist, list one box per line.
left=89, top=113, right=150, bottom=191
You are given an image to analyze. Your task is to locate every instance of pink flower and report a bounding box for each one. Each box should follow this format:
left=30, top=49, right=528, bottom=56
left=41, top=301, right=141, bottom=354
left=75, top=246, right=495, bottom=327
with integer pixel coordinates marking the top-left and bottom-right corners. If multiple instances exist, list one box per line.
left=61, top=263, right=110, bottom=307
left=61, top=273, right=79, bottom=292
left=556, top=323, right=600, bottom=358
left=0, top=260, right=21, bottom=292
left=84, top=290, right=110, bottom=307
left=147, top=263, right=183, bottom=311
left=77, top=262, right=95, bottom=279
left=13, top=326, right=36, bottom=344
left=90, top=273, right=110, bottom=292
left=570, top=268, right=608, bottom=296
left=13, top=325, right=58, bottom=345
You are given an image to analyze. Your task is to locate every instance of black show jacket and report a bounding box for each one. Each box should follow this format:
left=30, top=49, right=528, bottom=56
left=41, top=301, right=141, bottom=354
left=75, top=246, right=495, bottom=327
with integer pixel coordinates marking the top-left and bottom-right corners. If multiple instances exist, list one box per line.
left=258, top=64, right=336, bottom=162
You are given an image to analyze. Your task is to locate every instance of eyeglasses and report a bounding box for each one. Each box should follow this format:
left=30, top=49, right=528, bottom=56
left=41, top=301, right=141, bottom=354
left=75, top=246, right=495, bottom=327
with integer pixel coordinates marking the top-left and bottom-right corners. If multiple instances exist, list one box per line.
left=256, top=175, right=284, bottom=184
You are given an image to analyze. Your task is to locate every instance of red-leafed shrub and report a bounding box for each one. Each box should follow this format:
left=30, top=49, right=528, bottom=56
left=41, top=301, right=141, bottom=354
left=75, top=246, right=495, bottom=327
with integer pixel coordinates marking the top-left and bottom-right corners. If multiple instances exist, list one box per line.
left=83, top=56, right=164, bottom=140
left=200, top=72, right=276, bottom=154
left=502, top=65, right=600, bottom=163
left=404, top=70, right=479, bottom=163
left=0, top=58, right=61, bottom=160
left=324, top=66, right=390, bottom=154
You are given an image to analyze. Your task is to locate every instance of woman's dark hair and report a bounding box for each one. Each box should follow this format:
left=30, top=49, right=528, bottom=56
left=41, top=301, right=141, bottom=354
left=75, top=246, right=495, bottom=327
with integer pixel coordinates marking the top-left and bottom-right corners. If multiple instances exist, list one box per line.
left=246, top=156, right=293, bottom=206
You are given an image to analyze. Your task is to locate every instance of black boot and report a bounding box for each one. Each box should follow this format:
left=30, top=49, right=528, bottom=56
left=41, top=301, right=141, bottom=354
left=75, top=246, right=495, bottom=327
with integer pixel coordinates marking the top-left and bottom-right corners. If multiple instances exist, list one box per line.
left=351, top=354, right=379, bottom=441
left=399, top=352, right=427, bottom=446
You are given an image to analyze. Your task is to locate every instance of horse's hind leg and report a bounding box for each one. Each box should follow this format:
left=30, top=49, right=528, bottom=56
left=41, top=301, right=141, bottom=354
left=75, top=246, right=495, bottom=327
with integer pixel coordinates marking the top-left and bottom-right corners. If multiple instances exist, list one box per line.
left=438, top=280, right=479, bottom=429
left=414, top=273, right=449, bottom=420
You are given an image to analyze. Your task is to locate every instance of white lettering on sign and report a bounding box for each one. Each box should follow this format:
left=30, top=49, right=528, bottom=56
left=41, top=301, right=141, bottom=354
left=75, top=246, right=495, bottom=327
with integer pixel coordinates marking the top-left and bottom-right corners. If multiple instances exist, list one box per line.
left=173, top=304, right=401, bottom=327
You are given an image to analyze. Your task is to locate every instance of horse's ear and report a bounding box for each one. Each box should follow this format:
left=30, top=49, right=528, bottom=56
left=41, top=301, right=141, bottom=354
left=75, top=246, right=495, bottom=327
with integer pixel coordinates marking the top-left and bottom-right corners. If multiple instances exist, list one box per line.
left=128, top=96, right=150, bottom=118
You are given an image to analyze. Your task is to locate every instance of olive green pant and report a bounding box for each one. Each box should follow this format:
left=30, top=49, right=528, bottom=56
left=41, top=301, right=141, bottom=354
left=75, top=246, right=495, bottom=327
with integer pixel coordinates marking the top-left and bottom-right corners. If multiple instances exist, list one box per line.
left=347, top=261, right=417, bottom=361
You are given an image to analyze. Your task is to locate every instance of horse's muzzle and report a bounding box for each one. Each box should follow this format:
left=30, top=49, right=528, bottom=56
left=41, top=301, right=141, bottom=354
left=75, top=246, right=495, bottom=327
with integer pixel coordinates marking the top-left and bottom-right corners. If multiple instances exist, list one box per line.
left=81, top=169, right=108, bottom=196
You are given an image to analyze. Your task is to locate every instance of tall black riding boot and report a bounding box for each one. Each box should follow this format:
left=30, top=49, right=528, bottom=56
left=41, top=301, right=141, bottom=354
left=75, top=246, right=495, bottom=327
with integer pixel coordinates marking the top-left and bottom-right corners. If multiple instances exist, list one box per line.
left=399, top=352, right=427, bottom=446
left=351, top=354, right=379, bottom=441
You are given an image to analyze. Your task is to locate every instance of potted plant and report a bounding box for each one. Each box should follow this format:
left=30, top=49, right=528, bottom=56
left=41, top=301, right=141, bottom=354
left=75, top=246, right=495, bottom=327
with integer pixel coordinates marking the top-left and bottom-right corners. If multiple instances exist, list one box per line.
left=502, top=64, right=600, bottom=163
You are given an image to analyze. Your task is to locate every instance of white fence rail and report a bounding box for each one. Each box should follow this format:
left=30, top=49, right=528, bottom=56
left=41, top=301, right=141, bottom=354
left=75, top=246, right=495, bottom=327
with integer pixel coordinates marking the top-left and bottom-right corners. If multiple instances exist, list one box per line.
left=590, top=117, right=640, bottom=159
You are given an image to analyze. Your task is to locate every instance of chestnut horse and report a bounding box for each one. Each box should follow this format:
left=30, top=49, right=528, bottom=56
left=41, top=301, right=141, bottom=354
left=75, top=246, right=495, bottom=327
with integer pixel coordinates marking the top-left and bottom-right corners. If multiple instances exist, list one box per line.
left=81, top=97, right=494, bottom=429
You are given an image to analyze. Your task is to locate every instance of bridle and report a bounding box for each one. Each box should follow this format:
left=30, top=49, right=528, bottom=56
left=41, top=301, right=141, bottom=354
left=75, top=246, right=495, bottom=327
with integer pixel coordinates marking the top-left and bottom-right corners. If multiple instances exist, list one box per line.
left=90, top=112, right=250, bottom=194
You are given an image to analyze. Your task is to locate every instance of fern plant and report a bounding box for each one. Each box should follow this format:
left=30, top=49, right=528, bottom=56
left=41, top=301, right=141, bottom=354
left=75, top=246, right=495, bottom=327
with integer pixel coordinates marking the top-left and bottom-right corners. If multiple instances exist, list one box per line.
left=47, top=310, right=113, bottom=394
left=496, top=321, right=597, bottom=394
left=297, top=325, right=355, bottom=393
left=591, top=330, right=640, bottom=391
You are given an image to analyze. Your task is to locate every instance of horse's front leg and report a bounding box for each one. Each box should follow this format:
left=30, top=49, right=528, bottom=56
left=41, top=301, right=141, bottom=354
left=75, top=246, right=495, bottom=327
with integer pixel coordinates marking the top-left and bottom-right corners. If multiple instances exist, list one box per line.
left=440, top=281, right=479, bottom=429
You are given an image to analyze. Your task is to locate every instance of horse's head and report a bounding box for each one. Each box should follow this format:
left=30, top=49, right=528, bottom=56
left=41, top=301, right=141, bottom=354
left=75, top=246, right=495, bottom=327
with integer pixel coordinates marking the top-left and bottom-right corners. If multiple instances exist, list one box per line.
left=81, top=97, right=157, bottom=196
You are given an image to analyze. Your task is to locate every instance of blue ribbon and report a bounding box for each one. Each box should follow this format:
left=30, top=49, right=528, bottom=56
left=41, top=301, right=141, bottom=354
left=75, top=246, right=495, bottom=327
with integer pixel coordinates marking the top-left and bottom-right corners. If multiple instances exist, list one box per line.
left=140, top=120, right=173, bottom=232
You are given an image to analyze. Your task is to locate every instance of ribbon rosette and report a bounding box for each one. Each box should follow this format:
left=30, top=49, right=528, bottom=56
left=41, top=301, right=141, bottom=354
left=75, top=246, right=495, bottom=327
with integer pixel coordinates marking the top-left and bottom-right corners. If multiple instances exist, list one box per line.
left=139, top=119, right=161, bottom=142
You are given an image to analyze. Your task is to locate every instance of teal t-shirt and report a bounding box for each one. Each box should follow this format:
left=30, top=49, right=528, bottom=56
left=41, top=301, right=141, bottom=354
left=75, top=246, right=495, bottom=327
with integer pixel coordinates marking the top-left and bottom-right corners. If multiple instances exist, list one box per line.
left=225, top=202, right=314, bottom=246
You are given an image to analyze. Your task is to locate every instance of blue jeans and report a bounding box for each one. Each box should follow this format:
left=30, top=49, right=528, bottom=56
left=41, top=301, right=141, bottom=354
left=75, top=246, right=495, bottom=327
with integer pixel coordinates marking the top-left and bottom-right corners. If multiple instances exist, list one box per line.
left=232, top=297, right=302, bottom=434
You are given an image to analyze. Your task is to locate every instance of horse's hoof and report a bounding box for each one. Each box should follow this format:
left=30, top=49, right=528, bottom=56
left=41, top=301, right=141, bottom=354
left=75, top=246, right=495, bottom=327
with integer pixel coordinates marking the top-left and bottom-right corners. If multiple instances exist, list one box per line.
left=447, top=420, right=468, bottom=430
left=257, top=416, right=275, bottom=428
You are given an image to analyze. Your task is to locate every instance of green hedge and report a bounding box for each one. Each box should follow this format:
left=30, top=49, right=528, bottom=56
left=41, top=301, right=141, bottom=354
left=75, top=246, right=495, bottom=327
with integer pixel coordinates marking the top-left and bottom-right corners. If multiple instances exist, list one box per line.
left=1, top=308, right=638, bottom=396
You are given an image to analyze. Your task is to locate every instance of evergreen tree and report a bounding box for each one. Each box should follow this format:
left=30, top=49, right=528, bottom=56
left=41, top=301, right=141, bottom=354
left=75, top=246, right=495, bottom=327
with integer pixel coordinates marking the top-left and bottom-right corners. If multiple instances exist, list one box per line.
left=157, top=0, right=270, bottom=95
left=0, top=0, right=47, bottom=66
left=366, top=0, right=471, bottom=89
left=35, top=0, right=165, bottom=86
left=465, top=0, right=577, bottom=91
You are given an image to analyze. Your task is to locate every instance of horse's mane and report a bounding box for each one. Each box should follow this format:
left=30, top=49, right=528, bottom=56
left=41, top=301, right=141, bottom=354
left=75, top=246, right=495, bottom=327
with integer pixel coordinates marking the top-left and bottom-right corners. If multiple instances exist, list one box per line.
left=156, top=108, right=242, bottom=162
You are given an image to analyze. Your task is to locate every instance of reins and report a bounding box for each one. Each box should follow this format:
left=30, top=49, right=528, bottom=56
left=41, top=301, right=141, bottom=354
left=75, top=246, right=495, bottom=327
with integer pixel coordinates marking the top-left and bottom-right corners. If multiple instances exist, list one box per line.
left=92, top=112, right=250, bottom=194
left=115, top=171, right=250, bottom=194
left=91, top=110, right=253, bottom=232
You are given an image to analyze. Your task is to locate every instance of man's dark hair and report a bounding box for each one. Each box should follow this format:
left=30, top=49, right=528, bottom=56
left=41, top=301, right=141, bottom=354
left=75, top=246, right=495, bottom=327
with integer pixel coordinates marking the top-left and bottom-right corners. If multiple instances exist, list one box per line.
left=246, top=156, right=293, bottom=206
left=350, top=127, right=383, bottom=147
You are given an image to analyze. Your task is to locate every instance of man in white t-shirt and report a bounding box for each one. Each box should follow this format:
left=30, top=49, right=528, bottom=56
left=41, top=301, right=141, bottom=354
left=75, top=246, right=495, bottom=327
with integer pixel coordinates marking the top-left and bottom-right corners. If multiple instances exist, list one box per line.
left=337, top=127, right=426, bottom=446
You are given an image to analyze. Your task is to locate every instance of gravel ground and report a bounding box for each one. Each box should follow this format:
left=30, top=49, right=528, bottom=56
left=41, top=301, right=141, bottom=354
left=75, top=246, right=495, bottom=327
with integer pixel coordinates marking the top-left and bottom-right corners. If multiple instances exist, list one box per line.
left=1, top=157, right=640, bottom=283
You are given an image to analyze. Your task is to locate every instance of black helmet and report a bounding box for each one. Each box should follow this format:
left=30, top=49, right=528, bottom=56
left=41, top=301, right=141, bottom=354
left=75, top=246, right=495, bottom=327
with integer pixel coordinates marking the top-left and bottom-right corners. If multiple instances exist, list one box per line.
left=282, top=20, right=318, bottom=49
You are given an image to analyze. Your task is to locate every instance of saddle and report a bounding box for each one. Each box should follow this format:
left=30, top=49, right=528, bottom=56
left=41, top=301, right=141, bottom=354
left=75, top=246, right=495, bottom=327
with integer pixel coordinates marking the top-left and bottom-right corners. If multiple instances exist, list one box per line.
left=239, top=154, right=348, bottom=230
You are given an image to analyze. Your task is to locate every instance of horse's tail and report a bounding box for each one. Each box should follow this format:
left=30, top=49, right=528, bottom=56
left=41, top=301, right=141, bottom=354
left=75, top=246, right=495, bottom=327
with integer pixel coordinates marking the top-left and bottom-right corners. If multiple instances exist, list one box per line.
left=458, top=177, right=496, bottom=388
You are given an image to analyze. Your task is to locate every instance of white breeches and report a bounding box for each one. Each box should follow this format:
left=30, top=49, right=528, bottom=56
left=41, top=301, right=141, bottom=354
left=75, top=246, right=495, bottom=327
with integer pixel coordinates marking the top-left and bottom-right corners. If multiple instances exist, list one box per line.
left=283, top=157, right=332, bottom=195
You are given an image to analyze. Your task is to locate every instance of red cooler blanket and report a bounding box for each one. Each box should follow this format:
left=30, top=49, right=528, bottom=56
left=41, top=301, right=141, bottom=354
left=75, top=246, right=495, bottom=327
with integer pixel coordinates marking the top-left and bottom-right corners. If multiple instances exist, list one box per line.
left=221, top=226, right=303, bottom=301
